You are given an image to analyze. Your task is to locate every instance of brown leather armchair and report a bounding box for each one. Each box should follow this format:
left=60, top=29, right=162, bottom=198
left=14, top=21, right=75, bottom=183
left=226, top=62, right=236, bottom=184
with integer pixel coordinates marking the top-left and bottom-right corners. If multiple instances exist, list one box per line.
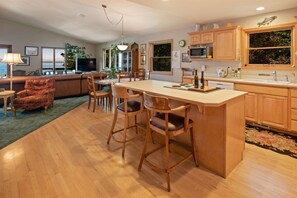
left=13, top=78, right=55, bottom=115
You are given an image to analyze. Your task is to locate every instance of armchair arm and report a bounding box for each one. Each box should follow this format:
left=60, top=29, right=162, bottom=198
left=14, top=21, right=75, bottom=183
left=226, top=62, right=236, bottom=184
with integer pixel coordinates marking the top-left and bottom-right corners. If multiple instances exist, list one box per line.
left=16, top=90, right=28, bottom=98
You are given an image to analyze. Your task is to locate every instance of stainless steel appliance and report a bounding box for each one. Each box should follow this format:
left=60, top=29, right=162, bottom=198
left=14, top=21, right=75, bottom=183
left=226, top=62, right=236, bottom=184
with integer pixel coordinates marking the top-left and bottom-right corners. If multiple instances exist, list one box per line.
left=189, top=46, right=213, bottom=58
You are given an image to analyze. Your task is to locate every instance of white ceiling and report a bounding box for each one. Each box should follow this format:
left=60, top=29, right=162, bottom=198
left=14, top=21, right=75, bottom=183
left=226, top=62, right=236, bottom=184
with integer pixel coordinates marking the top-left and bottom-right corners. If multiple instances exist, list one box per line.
left=0, top=0, right=296, bottom=44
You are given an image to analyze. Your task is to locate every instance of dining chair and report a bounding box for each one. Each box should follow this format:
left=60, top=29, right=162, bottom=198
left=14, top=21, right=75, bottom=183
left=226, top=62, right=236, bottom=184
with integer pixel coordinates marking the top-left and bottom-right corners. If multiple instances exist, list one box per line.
left=134, top=69, right=146, bottom=81
left=117, top=71, right=132, bottom=82
left=107, top=84, right=145, bottom=158
left=138, top=92, right=198, bottom=192
left=86, top=73, right=111, bottom=112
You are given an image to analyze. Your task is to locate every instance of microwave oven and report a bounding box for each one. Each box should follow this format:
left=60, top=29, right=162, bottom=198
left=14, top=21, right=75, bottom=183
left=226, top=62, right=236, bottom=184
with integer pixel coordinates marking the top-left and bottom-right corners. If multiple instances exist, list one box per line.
left=189, top=46, right=213, bottom=58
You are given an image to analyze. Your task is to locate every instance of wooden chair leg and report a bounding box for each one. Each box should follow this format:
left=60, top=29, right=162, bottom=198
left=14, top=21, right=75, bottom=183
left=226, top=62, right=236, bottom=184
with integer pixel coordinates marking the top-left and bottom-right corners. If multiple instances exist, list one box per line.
left=138, top=127, right=151, bottom=171
left=109, top=95, right=112, bottom=111
left=190, top=127, right=198, bottom=167
left=107, top=108, right=118, bottom=144
left=88, top=95, right=91, bottom=109
left=135, top=115, right=139, bottom=134
left=165, top=134, right=171, bottom=192
left=122, top=114, right=129, bottom=158
left=93, top=97, right=96, bottom=112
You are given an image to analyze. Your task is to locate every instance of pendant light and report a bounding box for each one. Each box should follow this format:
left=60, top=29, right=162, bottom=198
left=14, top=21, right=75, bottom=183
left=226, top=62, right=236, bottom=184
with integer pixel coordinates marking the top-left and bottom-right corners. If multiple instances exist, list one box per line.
left=102, top=4, right=128, bottom=51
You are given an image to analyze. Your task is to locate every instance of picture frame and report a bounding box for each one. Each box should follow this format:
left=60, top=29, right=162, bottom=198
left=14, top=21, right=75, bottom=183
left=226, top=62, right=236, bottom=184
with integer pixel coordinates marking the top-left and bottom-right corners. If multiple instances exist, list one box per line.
left=140, top=44, right=146, bottom=54
left=140, top=55, right=146, bottom=66
left=182, top=53, right=191, bottom=62
left=25, top=46, right=39, bottom=56
left=17, top=56, right=30, bottom=66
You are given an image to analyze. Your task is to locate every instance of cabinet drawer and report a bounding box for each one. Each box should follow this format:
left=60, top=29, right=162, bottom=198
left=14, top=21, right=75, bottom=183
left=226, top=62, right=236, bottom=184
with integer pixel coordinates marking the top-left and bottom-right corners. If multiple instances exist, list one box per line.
left=291, top=98, right=297, bottom=109
left=290, top=120, right=297, bottom=132
left=291, top=89, right=297, bottom=97
left=235, top=84, right=288, bottom=96
left=291, top=109, right=297, bottom=120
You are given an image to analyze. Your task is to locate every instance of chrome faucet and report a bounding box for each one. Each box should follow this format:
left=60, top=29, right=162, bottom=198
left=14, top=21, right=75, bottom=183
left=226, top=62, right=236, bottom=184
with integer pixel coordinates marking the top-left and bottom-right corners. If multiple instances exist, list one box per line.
left=285, top=75, right=289, bottom=82
left=272, top=71, right=277, bottom=81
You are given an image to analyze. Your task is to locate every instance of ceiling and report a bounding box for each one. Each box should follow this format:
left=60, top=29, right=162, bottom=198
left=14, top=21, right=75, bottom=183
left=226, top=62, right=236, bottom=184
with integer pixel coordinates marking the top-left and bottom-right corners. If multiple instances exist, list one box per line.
left=0, top=0, right=296, bottom=44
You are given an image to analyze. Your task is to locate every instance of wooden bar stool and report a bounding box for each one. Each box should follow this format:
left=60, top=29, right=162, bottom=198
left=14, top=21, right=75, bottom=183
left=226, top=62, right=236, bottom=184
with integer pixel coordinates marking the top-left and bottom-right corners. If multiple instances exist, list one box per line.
left=138, top=92, right=198, bottom=192
left=107, top=85, right=144, bottom=158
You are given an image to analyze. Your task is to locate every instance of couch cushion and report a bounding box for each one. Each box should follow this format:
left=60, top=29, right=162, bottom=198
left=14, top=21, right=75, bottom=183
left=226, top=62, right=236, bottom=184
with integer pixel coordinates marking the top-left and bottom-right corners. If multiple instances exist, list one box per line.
left=14, top=95, right=48, bottom=104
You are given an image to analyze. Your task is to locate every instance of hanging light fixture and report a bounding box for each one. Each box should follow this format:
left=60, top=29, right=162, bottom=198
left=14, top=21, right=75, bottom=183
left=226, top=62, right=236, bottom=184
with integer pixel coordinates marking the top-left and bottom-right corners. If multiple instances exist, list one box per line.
left=102, top=4, right=128, bottom=51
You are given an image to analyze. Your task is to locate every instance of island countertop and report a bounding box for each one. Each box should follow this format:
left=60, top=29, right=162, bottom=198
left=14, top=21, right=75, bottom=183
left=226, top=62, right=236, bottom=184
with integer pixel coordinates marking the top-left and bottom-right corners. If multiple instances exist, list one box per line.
left=119, top=80, right=246, bottom=107
left=118, top=79, right=246, bottom=178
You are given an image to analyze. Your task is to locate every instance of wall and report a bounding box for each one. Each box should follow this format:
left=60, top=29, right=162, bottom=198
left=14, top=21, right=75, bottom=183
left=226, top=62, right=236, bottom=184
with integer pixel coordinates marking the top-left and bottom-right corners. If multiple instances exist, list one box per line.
left=96, top=7, right=297, bottom=83
left=0, top=18, right=96, bottom=76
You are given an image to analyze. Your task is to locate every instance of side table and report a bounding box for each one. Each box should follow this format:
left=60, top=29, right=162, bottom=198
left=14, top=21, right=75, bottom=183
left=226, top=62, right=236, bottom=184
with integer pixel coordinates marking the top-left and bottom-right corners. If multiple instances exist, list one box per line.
left=0, top=90, right=15, bottom=115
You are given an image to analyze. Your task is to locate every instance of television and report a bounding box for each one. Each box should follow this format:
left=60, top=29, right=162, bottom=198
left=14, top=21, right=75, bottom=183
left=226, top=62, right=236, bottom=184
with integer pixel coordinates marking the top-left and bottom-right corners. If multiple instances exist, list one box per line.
left=77, top=58, right=96, bottom=72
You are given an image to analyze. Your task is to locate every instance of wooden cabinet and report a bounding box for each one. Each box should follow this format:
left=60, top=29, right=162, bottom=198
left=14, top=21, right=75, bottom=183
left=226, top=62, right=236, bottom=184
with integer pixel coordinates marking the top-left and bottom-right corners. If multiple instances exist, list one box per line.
left=189, top=32, right=213, bottom=45
left=235, top=84, right=288, bottom=130
left=289, top=89, right=297, bottom=133
left=188, top=26, right=240, bottom=60
left=118, top=49, right=138, bottom=75
left=244, top=93, right=258, bottom=122
left=201, top=32, right=213, bottom=44
left=213, top=29, right=237, bottom=60
left=259, top=94, right=288, bottom=129
left=189, top=34, right=201, bottom=45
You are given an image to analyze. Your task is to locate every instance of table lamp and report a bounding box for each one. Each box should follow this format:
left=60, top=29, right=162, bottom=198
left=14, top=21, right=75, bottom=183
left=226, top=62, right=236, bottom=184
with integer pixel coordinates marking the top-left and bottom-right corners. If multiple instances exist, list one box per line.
left=1, top=53, right=23, bottom=90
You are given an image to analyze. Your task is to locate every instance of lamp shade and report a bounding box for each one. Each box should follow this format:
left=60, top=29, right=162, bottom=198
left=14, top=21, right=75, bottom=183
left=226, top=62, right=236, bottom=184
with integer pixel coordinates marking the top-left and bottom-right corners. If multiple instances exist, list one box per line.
left=117, top=44, right=128, bottom=51
left=1, top=53, right=24, bottom=64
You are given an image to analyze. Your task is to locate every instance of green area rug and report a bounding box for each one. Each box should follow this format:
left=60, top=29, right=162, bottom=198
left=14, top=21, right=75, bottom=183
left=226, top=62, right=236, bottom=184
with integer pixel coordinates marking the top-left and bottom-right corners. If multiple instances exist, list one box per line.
left=246, top=125, right=297, bottom=159
left=0, top=96, right=88, bottom=149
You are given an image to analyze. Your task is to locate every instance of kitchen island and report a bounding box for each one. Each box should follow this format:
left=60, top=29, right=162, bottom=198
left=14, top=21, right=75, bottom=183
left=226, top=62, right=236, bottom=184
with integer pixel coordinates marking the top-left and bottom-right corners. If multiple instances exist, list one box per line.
left=119, top=80, right=246, bottom=178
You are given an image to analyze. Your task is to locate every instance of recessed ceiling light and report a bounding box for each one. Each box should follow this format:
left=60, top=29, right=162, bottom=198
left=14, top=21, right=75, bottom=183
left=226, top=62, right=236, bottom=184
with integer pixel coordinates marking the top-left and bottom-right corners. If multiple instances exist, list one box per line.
left=256, top=7, right=265, bottom=11
left=161, top=0, right=169, bottom=2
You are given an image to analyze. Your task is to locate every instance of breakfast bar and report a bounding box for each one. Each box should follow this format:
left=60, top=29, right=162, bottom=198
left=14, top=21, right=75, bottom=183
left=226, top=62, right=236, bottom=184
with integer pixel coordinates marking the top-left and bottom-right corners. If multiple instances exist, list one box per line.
left=119, top=80, right=247, bottom=178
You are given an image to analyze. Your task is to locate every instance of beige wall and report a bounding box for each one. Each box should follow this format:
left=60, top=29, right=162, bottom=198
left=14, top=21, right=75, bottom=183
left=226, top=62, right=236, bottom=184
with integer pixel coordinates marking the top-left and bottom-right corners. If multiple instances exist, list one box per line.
left=0, top=18, right=96, bottom=75
left=96, top=7, right=297, bottom=82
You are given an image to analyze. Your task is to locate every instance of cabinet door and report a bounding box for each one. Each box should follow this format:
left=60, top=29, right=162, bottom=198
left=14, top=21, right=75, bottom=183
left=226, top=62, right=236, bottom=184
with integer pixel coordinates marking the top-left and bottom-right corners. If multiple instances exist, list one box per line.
left=214, top=29, right=236, bottom=60
left=245, top=93, right=258, bottom=122
left=201, top=32, right=213, bottom=44
left=259, top=94, right=288, bottom=129
left=189, top=34, right=201, bottom=45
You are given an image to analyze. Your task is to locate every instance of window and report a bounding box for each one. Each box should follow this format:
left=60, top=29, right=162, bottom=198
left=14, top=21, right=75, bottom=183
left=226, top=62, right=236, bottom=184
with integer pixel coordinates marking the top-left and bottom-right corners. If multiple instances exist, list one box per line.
left=42, top=47, right=65, bottom=75
left=0, top=44, right=12, bottom=78
left=243, top=23, right=296, bottom=69
left=102, top=48, right=118, bottom=69
left=149, top=39, right=172, bottom=73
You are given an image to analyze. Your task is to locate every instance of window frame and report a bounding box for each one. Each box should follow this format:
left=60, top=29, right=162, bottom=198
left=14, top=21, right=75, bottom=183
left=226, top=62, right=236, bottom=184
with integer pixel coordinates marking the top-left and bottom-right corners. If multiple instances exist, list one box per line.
left=242, top=22, right=297, bottom=70
left=148, top=39, right=173, bottom=75
left=0, top=44, right=12, bottom=77
left=102, top=48, right=118, bottom=70
left=41, top=47, right=66, bottom=74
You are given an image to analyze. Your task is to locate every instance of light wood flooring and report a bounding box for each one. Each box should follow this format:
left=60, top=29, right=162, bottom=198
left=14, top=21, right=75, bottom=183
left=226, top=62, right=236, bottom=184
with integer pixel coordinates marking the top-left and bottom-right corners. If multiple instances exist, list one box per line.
left=1, top=102, right=297, bottom=198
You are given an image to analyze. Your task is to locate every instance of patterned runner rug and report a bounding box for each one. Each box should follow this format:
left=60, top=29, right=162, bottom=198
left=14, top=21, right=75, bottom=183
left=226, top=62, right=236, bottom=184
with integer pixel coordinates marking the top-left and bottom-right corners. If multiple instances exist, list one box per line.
left=245, top=125, right=297, bottom=159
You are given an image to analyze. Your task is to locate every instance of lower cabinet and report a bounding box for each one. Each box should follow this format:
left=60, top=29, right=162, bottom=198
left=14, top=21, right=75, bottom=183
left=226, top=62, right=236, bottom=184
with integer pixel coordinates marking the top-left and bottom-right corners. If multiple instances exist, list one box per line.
left=235, top=84, right=288, bottom=130
left=244, top=93, right=258, bottom=122
left=258, top=94, right=288, bottom=129
left=290, top=89, right=297, bottom=134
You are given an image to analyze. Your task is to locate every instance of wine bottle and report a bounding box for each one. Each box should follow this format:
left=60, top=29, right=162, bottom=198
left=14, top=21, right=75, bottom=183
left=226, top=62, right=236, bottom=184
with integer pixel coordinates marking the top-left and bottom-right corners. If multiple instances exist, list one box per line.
left=194, top=70, right=199, bottom=88
left=200, top=71, right=205, bottom=89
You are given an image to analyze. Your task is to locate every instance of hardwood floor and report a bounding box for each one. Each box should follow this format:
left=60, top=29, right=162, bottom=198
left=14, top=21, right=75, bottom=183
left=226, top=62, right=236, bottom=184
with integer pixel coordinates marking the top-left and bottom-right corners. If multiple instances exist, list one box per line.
left=1, top=102, right=297, bottom=198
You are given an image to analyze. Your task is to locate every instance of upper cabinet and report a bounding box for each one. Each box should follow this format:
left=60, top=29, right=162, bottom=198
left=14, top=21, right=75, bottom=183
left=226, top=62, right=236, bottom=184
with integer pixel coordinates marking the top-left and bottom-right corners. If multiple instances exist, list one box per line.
left=189, top=32, right=214, bottom=45
left=188, top=26, right=240, bottom=61
left=213, top=27, right=240, bottom=60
